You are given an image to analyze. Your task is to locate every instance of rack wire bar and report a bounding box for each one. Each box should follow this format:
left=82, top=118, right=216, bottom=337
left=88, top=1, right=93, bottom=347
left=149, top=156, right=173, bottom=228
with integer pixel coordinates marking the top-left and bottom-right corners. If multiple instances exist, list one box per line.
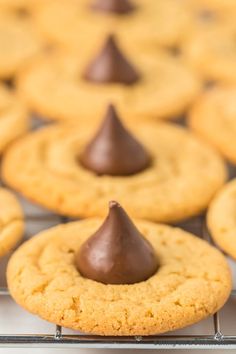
left=0, top=287, right=9, bottom=295
left=1, top=333, right=236, bottom=349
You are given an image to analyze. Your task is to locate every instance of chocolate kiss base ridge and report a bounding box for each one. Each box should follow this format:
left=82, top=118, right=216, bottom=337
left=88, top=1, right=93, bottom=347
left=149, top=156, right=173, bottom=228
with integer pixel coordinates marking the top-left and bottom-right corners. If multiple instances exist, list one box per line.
left=90, top=0, right=136, bottom=14
left=75, top=201, right=159, bottom=284
left=79, top=104, right=151, bottom=176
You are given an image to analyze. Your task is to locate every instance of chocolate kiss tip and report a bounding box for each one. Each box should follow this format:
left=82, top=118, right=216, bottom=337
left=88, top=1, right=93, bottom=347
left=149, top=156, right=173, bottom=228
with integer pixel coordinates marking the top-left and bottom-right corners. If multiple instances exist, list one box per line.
left=83, top=34, right=140, bottom=85
left=106, top=102, right=117, bottom=117
left=109, top=200, right=120, bottom=209
left=75, top=202, right=159, bottom=284
left=91, top=0, right=135, bottom=14
left=79, top=104, right=151, bottom=176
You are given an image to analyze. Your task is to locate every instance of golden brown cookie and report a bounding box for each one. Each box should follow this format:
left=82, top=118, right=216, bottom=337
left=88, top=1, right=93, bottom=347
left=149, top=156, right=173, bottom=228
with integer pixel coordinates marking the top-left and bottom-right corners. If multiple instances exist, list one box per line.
left=0, top=0, right=45, bottom=12
left=0, top=0, right=31, bottom=7
left=0, top=188, right=24, bottom=258
left=0, top=11, right=43, bottom=79
left=0, top=83, right=29, bottom=152
left=34, top=0, right=190, bottom=51
left=2, top=120, right=227, bottom=222
left=184, top=0, right=236, bottom=26
left=183, top=25, right=236, bottom=84
left=187, top=0, right=236, bottom=15
left=17, top=47, right=200, bottom=122
left=207, top=179, right=236, bottom=259
left=7, top=219, right=231, bottom=335
left=189, top=87, right=236, bottom=164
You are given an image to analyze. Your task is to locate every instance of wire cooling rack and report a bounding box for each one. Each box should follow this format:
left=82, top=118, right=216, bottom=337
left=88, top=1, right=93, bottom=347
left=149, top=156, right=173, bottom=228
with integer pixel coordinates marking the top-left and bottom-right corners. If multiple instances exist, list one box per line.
left=0, top=202, right=236, bottom=350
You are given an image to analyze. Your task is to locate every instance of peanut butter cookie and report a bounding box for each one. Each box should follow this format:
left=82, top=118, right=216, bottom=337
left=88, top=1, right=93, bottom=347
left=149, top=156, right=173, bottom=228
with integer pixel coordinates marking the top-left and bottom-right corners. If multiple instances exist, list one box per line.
left=0, top=188, right=24, bottom=258
left=187, top=0, right=236, bottom=17
left=208, top=179, right=236, bottom=259
left=183, top=25, right=236, bottom=84
left=0, top=0, right=45, bottom=12
left=0, top=11, right=43, bottom=79
left=2, top=119, right=226, bottom=222
left=0, top=83, right=29, bottom=153
left=34, top=0, right=190, bottom=51
left=189, top=87, right=236, bottom=163
left=17, top=45, right=200, bottom=122
left=7, top=219, right=231, bottom=335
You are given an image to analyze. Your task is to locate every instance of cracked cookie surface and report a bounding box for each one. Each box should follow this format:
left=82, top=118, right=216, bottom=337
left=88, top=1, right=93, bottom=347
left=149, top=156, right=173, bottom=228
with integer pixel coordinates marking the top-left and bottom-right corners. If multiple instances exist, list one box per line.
left=208, top=179, right=236, bottom=260
left=0, top=188, right=24, bottom=258
left=2, top=121, right=226, bottom=222
left=7, top=219, right=231, bottom=335
left=189, top=87, right=236, bottom=163
left=17, top=48, right=200, bottom=122
left=0, top=84, right=29, bottom=153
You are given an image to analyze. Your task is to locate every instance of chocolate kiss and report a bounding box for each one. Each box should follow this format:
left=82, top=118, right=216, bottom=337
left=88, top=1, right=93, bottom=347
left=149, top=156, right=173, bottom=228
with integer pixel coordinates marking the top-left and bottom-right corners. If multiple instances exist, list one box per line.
left=83, top=35, right=140, bottom=85
left=79, top=104, right=151, bottom=176
left=76, top=201, right=159, bottom=284
left=91, top=0, right=135, bottom=14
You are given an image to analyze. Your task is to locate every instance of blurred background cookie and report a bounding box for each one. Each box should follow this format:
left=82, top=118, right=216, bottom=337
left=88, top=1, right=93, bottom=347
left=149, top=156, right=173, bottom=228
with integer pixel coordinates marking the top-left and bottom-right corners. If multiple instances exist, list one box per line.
left=189, top=87, right=236, bottom=163
left=182, top=26, right=236, bottom=84
left=16, top=36, right=200, bottom=122
left=33, top=0, right=190, bottom=52
left=0, top=11, right=44, bottom=80
left=0, top=0, right=46, bottom=13
left=0, top=83, right=29, bottom=152
left=0, top=188, right=24, bottom=258
left=208, top=179, right=236, bottom=260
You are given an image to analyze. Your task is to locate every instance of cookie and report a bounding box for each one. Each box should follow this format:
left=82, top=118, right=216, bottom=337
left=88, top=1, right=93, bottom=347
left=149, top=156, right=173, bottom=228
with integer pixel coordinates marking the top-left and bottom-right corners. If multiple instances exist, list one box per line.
left=0, top=0, right=44, bottom=12
left=34, top=0, right=190, bottom=51
left=2, top=120, right=226, bottom=222
left=17, top=46, right=200, bottom=122
left=0, top=11, right=43, bottom=79
left=0, top=83, right=29, bottom=153
left=188, top=87, right=236, bottom=164
left=184, top=0, right=236, bottom=27
left=187, top=0, right=236, bottom=14
left=183, top=25, right=236, bottom=84
left=0, top=0, right=32, bottom=7
left=7, top=218, right=231, bottom=335
left=207, top=179, right=236, bottom=259
left=0, top=188, right=24, bottom=258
